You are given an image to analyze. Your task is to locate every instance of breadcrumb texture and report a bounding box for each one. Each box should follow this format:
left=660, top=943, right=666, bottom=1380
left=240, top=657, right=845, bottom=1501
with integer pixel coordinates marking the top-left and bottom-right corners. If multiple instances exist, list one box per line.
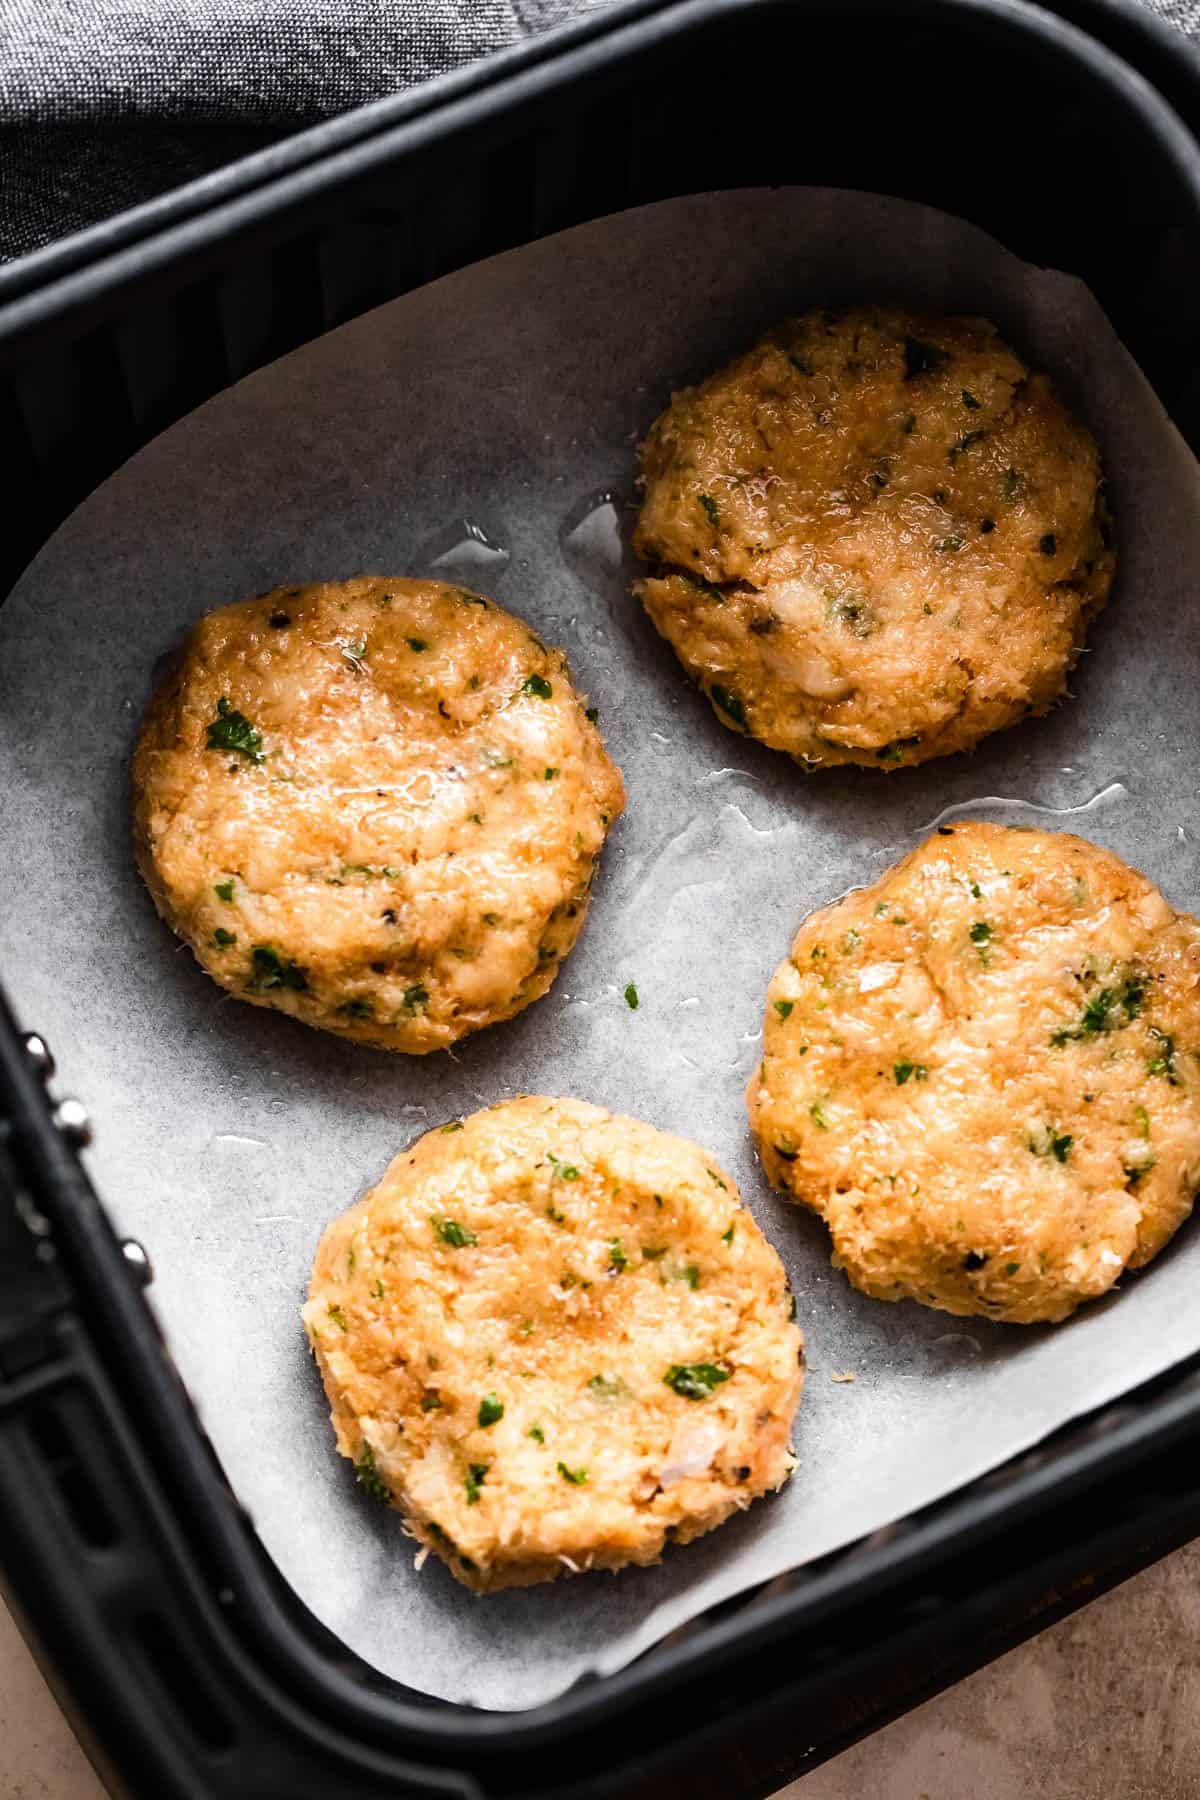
left=634, top=307, right=1114, bottom=769
left=304, top=1097, right=803, bottom=1591
left=748, top=823, right=1200, bottom=1323
left=132, top=577, right=624, bottom=1052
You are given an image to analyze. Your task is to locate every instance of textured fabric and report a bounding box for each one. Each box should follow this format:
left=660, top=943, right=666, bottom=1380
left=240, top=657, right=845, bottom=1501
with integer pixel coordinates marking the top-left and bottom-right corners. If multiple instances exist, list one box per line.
left=0, top=0, right=1196, bottom=263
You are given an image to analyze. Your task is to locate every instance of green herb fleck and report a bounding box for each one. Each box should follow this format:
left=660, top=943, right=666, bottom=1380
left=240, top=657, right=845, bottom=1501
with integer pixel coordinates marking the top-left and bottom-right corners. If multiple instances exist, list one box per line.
left=893, top=1061, right=928, bottom=1085
left=214, top=879, right=235, bottom=902
left=875, top=736, right=920, bottom=763
left=810, top=1100, right=829, bottom=1130
left=421, top=1392, right=442, bottom=1411
left=529, top=1425, right=545, bottom=1443
left=249, top=945, right=308, bottom=991
left=213, top=927, right=237, bottom=948
left=1004, top=1262, right=1021, bottom=1278
left=401, top=983, right=429, bottom=1013
left=441, top=1119, right=464, bottom=1134
left=826, top=592, right=876, bottom=638
left=962, top=389, right=981, bottom=410
left=775, top=999, right=794, bottom=1021
left=722, top=1223, right=735, bottom=1244
left=1134, top=1104, right=1151, bottom=1138
left=664, top=1362, right=731, bottom=1400
left=547, top=1153, right=580, bottom=1182
left=937, top=532, right=966, bottom=552
left=371, top=1279, right=385, bottom=1298
left=706, top=1168, right=728, bottom=1191
left=608, top=1239, right=630, bottom=1273
left=1051, top=976, right=1145, bottom=1045
left=1146, top=1026, right=1180, bottom=1085
left=557, top=1461, right=589, bottom=1485
left=970, top=920, right=993, bottom=946
left=478, top=1394, right=504, bottom=1428
left=522, top=673, right=553, bottom=699
left=698, top=493, right=720, bottom=528
left=465, top=1464, right=488, bottom=1505
left=338, top=997, right=373, bottom=1019
left=544, top=766, right=559, bottom=780
left=585, top=706, right=599, bottom=723
left=206, top=698, right=263, bottom=763
left=624, top=982, right=639, bottom=1010
left=710, top=684, right=748, bottom=729
left=407, top=637, right=429, bottom=652
left=354, top=1443, right=389, bottom=1503
left=327, top=1304, right=348, bottom=1332
left=432, top=1216, right=477, bottom=1248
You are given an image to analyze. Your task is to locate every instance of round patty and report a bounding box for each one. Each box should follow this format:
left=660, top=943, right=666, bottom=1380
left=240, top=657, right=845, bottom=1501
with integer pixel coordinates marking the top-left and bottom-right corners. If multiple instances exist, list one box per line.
left=634, top=307, right=1113, bottom=769
left=132, top=577, right=624, bottom=1053
left=303, top=1097, right=803, bottom=1591
left=747, top=823, right=1200, bottom=1324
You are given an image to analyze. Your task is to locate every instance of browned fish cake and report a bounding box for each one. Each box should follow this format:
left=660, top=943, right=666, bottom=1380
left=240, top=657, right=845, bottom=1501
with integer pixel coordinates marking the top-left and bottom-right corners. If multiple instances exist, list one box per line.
left=132, top=577, right=624, bottom=1052
left=635, top=307, right=1113, bottom=769
left=748, top=823, right=1200, bottom=1323
left=304, top=1097, right=803, bottom=1590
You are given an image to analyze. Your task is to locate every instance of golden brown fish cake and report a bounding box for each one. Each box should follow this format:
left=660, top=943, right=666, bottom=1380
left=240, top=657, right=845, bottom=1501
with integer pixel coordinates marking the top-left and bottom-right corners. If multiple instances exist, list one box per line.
left=747, top=823, right=1200, bottom=1323
left=133, top=577, right=624, bottom=1052
left=303, top=1097, right=803, bottom=1591
left=634, top=307, right=1113, bottom=769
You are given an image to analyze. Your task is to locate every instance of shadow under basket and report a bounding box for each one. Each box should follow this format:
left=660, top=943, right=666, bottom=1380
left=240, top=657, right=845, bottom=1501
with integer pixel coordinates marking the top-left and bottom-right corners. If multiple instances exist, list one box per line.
left=3, top=2, right=1200, bottom=1795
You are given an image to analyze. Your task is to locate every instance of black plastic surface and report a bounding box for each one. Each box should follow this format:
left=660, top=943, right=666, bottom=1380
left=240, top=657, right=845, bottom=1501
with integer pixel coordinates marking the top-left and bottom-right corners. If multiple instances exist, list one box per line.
left=3, top=2, right=1200, bottom=1795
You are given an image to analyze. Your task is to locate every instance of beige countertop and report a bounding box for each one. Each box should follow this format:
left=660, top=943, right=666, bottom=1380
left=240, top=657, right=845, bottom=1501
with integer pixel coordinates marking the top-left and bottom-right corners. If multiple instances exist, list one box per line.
left=3, top=1541, right=1199, bottom=1800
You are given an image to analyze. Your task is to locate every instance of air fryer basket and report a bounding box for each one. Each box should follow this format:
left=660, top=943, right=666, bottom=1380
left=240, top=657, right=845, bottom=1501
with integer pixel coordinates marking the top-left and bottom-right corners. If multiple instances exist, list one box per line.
left=3, top=2, right=1200, bottom=1795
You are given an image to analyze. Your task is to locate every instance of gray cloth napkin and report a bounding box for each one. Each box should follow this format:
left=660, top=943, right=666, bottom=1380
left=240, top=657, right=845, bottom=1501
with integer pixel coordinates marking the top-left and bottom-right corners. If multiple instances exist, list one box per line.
left=0, top=0, right=1196, bottom=263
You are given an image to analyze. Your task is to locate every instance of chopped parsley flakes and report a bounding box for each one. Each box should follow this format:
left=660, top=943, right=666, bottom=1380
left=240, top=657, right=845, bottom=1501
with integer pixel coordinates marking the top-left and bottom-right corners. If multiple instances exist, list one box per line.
left=608, top=1239, right=630, bottom=1273
left=775, top=999, right=795, bottom=1020
left=664, top=1362, right=731, bottom=1400
left=432, top=1215, right=476, bottom=1248
left=214, top=878, right=235, bottom=902
left=893, top=1061, right=927, bottom=1085
left=464, top=1463, right=488, bottom=1505
left=213, top=927, right=237, bottom=948
left=557, top=1461, right=588, bottom=1485
left=206, top=698, right=263, bottom=763
left=477, top=1394, right=504, bottom=1428
left=1029, top=1126, right=1073, bottom=1163
left=522, top=673, right=553, bottom=699
left=1146, top=1026, right=1181, bottom=1085
left=528, top=1425, right=545, bottom=1443
left=1051, top=976, right=1144, bottom=1046
left=401, top=984, right=429, bottom=1013
left=354, top=1443, right=389, bottom=1503
left=249, top=945, right=308, bottom=991
left=698, top=493, right=721, bottom=528
left=624, top=981, right=639, bottom=1010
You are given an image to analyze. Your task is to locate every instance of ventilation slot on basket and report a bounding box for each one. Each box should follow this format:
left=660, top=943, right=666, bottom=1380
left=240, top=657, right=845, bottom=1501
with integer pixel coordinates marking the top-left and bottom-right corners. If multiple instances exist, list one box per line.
left=26, top=1402, right=119, bottom=1549
left=130, top=1612, right=236, bottom=1752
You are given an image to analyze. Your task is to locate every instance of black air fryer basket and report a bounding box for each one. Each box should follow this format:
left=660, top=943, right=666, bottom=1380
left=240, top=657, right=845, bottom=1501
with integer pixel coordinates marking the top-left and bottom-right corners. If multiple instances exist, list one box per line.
left=3, top=3, right=1200, bottom=1795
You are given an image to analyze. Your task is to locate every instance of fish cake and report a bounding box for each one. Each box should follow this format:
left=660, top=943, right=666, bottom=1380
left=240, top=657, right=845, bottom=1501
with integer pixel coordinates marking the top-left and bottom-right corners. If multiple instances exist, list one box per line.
left=747, top=822, right=1200, bottom=1323
left=132, top=577, right=624, bottom=1052
left=634, top=307, right=1113, bottom=769
left=303, top=1097, right=803, bottom=1590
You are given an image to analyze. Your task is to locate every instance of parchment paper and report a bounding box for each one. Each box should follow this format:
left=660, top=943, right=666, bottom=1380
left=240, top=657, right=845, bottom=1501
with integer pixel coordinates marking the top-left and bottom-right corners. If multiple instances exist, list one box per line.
left=1, top=189, right=1198, bottom=1710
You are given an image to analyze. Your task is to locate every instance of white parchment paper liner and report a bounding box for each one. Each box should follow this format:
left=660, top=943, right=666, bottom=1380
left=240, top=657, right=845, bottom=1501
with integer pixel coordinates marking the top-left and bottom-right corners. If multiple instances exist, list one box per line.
left=2, top=189, right=1198, bottom=1709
